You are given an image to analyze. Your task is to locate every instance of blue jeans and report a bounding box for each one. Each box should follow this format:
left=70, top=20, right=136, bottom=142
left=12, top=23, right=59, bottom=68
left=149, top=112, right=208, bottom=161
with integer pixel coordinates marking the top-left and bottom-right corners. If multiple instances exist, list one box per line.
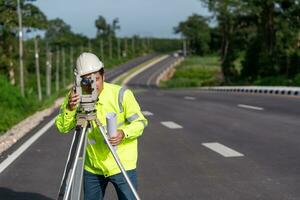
left=83, top=169, right=137, bottom=200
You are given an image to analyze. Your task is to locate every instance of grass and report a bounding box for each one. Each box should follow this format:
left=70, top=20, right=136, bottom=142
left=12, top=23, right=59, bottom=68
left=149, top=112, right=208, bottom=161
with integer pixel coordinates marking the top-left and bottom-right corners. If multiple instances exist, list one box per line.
left=0, top=75, right=71, bottom=134
left=161, top=55, right=222, bottom=88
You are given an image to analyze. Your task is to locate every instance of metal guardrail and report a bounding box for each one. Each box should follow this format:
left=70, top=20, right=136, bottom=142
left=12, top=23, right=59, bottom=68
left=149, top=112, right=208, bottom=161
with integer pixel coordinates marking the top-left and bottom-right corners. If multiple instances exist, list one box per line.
left=201, top=86, right=300, bottom=96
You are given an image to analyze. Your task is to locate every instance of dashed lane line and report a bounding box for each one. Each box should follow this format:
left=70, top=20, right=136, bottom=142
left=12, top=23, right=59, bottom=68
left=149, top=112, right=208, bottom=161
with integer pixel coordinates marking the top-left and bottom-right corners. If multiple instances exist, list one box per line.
left=184, top=96, right=196, bottom=100
left=202, top=142, right=244, bottom=157
left=238, top=104, right=264, bottom=111
left=142, top=111, right=154, bottom=116
left=161, top=121, right=183, bottom=129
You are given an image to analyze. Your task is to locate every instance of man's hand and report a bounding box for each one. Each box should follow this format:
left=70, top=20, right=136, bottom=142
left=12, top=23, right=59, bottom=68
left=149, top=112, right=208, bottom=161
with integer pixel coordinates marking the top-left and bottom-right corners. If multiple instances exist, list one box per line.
left=109, top=130, right=125, bottom=146
left=67, top=90, right=80, bottom=111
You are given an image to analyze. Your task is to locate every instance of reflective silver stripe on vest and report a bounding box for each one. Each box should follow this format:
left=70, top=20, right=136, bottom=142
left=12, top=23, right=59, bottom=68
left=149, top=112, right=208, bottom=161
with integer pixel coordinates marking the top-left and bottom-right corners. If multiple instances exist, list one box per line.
left=118, top=87, right=127, bottom=113
left=141, top=120, right=147, bottom=127
left=126, top=113, right=139, bottom=122
left=115, top=118, right=146, bottom=128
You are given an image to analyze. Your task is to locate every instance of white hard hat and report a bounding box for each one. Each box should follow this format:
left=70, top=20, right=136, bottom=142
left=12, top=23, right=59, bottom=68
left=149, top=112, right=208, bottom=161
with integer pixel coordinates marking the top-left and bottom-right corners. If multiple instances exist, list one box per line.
left=76, top=52, right=104, bottom=76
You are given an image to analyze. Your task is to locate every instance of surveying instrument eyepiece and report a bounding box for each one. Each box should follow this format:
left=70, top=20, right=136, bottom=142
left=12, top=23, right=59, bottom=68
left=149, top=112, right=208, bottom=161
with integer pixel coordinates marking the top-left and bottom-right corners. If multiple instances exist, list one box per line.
left=57, top=71, right=141, bottom=200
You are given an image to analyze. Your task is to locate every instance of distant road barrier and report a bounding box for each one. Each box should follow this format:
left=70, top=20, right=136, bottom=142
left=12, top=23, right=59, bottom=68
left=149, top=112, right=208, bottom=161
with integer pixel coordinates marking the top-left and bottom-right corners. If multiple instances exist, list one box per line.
left=201, top=86, right=300, bottom=96
left=156, top=56, right=185, bottom=86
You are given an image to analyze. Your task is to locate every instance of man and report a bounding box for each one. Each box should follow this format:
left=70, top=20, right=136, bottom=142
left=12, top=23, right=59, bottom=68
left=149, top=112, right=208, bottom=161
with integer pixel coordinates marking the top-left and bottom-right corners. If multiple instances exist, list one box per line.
left=55, top=52, right=147, bottom=200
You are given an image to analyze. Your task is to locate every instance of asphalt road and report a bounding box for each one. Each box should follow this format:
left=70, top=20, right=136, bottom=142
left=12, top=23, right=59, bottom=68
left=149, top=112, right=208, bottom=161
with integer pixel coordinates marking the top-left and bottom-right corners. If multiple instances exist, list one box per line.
left=134, top=89, right=300, bottom=200
left=105, top=53, right=158, bottom=81
left=0, top=54, right=161, bottom=200
left=126, top=55, right=178, bottom=89
left=1, top=54, right=300, bottom=200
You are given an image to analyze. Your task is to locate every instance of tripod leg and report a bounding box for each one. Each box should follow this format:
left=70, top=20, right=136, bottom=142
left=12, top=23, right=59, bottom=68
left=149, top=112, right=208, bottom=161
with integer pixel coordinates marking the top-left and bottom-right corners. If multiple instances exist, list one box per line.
left=95, top=120, right=141, bottom=200
left=71, top=125, right=90, bottom=200
left=57, top=124, right=89, bottom=200
left=57, top=128, right=80, bottom=200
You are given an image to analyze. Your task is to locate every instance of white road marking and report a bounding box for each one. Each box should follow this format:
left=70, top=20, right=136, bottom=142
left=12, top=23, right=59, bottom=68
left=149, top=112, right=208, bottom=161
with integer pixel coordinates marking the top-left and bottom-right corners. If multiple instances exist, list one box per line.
left=237, top=104, right=264, bottom=111
left=184, top=96, right=196, bottom=100
left=142, top=111, right=154, bottom=116
left=0, top=118, right=55, bottom=174
left=202, top=142, right=244, bottom=157
left=161, top=121, right=183, bottom=129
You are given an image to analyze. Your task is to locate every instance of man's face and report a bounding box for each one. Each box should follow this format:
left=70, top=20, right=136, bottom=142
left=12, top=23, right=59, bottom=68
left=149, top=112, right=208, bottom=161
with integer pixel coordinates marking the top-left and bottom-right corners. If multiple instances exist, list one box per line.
left=82, top=71, right=104, bottom=95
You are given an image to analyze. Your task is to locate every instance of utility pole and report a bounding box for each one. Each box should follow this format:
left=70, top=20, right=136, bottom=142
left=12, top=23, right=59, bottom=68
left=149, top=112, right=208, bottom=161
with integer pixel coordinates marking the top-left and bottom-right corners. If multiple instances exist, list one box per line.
left=147, top=37, right=150, bottom=51
left=46, top=43, right=52, bottom=96
left=88, top=40, right=92, bottom=52
left=142, top=38, right=146, bottom=53
left=62, top=48, right=66, bottom=87
left=34, top=36, right=42, bottom=101
left=117, top=38, right=121, bottom=59
left=124, top=38, right=128, bottom=57
left=56, top=47, right=60, bottom=92
left=17, top=0, right=24, bottom=96
left=131, top=37, right=135, bottom=56
left=70, top=46, right=74, bottom=79
left=100, top=39, right=104, bottom=60
left=109, top=34, right=113, bottom=59
left=183, top=39, right=187, bottom=57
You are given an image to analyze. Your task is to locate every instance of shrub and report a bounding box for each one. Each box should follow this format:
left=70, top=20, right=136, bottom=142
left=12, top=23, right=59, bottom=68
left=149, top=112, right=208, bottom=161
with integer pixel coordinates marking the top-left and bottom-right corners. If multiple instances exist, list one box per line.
left=253, top=76, right=292, bottom=86
left=161, top=56, right=221, bottom=88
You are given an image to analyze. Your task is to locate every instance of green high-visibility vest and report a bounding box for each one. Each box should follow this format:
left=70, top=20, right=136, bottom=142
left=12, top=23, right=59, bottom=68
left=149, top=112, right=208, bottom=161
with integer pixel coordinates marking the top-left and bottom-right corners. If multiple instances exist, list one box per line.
left=55, top=82, right=147, bottom=177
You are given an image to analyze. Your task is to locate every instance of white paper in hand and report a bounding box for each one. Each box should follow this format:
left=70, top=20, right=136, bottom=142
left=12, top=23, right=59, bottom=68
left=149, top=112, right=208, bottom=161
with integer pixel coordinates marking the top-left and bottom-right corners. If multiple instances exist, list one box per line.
left=106, top=112, right=117, bottom=151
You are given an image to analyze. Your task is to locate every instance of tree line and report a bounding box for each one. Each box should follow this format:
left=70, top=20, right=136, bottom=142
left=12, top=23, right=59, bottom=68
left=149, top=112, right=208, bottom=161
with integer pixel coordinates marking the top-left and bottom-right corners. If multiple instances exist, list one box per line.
left=0, top=0, right=181, bottom=99
left=175, top=0, right=300, bottom=85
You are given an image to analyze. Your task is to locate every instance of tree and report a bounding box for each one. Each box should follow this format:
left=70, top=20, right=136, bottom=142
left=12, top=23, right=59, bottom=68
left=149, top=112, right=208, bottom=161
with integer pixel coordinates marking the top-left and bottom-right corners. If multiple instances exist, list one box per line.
left=95, top=16, right=120, bottom=39
left=95, top=15, right=110, bottom=38
left=174, top=14, right=211, bottom=56
left=0, top=0, right=47, bottom=85
left=45, top=18, right=72, bottom=46
left=241, top=0, right=300, bottom=80
left=200, top=0, right=300, bottom=83
left=199, top=0, right=249, bottom=81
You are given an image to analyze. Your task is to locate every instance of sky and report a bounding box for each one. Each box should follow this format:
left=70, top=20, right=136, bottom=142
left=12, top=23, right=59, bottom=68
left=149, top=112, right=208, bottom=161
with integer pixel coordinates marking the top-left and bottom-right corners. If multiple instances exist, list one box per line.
left=32, top=0, right=210, bottom=38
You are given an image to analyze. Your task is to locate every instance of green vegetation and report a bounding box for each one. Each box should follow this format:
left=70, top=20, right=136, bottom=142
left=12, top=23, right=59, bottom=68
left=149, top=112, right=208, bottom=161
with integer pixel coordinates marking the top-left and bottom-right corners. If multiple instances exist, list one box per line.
left=176, top=1, right=300, bottom=85
left=174, top=14, right=211, bottom=55
left=0, top=75, right=68, bottom=133
left=0, top=1, right=182, bottom=134
left=161, top=56, right=222, bottom=88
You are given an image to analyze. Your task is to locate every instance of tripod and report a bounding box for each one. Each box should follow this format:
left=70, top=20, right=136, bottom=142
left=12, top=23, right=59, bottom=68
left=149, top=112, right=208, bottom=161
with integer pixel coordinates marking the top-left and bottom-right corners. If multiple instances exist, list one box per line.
left=57, top=110, right=141, bottom=200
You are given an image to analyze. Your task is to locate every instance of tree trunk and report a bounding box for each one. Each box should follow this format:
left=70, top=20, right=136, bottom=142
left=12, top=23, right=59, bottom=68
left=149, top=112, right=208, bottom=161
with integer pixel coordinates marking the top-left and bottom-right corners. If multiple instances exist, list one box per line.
left=220, top=21, right=232, bottom=81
